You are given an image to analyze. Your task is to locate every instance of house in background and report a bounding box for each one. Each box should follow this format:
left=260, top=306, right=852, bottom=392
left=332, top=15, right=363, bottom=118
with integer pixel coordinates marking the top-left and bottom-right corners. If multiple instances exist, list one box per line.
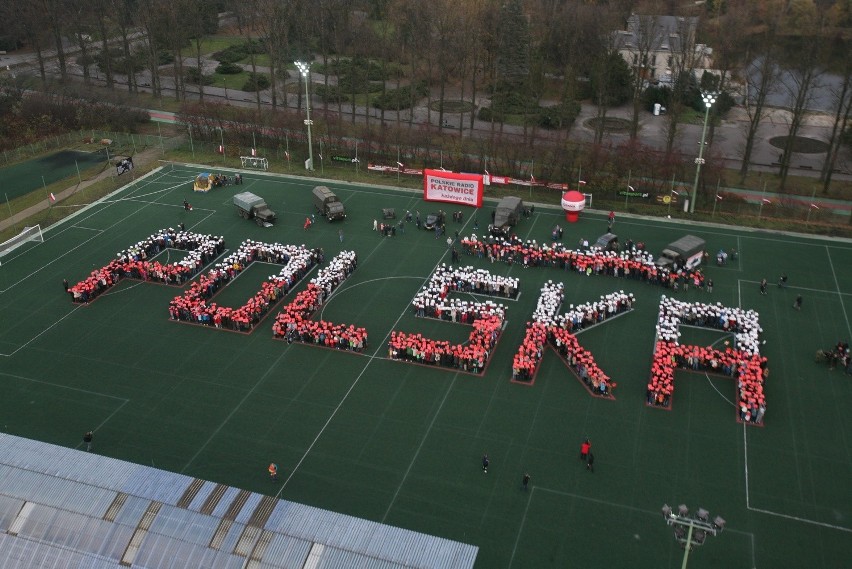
left=615, top=14, right=713, bottom=86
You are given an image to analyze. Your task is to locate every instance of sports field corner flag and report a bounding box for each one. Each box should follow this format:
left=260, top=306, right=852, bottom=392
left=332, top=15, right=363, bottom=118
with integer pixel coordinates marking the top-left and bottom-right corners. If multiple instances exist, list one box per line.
left=49, top=192, right=56, bottom=203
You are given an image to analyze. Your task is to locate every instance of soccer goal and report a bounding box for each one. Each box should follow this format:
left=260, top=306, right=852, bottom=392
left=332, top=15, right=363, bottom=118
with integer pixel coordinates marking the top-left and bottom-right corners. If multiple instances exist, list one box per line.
left=240, top=156, right=269, bottom=171
left=0, top=225, right=44, bottom=258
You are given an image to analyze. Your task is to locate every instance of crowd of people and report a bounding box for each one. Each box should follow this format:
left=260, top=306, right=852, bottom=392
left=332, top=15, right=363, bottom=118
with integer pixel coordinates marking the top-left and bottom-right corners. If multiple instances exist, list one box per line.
left=411, top=264, right=512, bottom=324
left=816, top=341, right=851, bottom=373
left=69, top=229, right=224, bottom=303
left=387, top=310, right=503, bottom=373
left=387, top=264, right=510, bottom=373
left=655, top=296, right=763, bottom=355
left=458, top=234, right=705, bottom=289
left=272, top=251, right=367, bottom=351
left=168, top=241, right=318, bottom=332
left=511, top=282, right=632, bottom=397
left=647, top=296, right=767, bottom=424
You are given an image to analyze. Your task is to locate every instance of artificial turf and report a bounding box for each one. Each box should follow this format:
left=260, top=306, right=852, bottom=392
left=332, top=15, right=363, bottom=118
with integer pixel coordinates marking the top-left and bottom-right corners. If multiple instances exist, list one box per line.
left=0, top=163, right=850, bottom=568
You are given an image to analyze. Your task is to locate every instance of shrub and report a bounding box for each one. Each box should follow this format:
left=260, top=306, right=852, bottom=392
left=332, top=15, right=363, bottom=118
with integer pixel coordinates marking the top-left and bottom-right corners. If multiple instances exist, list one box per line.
left=315, top=85, right=349, bottom=103
left=537, top=100, right=580, bottom=129
left=241, top=72, right=270, bottom=91
left=158, top=51, right=175, bottom=65
left=372, top=82, right=427, bottom=111
left=214, top=46, right=246, bottom=64
left=216, top=62, right=243, bottom=75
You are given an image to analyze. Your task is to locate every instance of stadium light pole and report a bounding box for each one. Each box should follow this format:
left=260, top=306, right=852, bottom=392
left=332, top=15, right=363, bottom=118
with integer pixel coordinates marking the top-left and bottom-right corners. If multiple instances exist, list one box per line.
left=690, top=92, right=716, bottom=214
left=661, top=504, right=725, bottom=569
left=295, top=61, right=314, bottom=171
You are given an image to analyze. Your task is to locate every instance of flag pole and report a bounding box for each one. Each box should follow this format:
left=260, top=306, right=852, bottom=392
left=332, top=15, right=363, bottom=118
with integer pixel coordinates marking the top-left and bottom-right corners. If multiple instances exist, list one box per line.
left=806, top=186, right=816, bottom=224
left=712, top=178, right=720, bottom=217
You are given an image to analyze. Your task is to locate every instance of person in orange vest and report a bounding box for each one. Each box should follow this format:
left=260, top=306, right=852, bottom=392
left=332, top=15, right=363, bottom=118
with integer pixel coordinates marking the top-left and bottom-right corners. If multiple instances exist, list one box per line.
left=268, top=463, right=278, bottom=481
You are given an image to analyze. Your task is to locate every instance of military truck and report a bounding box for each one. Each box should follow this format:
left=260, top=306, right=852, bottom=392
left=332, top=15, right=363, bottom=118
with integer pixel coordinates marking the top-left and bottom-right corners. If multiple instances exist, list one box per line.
left=312, top=186, right=346, bottom=221
left=489, top=196, right=524, bottom=237
left=655, top=235, right=706, bottom=271
left=233, top=191, right=277, bottom=226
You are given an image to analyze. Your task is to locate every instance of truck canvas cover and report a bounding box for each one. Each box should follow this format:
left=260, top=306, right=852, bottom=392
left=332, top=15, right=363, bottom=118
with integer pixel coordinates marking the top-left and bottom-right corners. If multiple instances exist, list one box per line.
left=494, top=196, right=523, bottom=228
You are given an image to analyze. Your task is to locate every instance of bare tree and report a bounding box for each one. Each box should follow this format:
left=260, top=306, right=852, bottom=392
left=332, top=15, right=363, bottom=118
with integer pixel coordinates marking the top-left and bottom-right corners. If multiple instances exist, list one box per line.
left=820, top=52, right=851, bottom=193
left=41, top=0, right=68, bottom=81
left=738, top=28, right=781, bottom=181
left=663, top=15, right=704, bottom=155
left=773, top=1, right=834, bottom=189
left=12, top=0, right=49, bottom=81
left=621, top=13, right=659, bottom=139
left=136, top=0, right=164, bottom=97
left=256, top=0, right=297, bottom=110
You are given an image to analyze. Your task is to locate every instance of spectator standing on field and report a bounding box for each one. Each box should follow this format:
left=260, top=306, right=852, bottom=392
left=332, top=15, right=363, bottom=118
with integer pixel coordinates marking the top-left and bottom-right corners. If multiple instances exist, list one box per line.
left=580, top=439, right=591, bottom=461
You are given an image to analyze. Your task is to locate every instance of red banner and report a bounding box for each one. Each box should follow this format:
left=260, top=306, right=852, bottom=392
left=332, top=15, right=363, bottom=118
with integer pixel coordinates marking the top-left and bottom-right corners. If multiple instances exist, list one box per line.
left=423, top=169, right=483, bottom=207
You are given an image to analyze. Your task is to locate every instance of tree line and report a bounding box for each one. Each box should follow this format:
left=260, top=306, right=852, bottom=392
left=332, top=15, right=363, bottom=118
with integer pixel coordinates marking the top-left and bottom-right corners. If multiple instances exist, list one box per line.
left=0, top=0, right=850, bottom=199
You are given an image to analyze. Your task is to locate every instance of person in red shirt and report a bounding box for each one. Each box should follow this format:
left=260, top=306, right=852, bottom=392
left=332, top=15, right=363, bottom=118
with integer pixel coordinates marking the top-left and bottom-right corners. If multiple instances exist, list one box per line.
left=580, top=439, right=591, bottom=461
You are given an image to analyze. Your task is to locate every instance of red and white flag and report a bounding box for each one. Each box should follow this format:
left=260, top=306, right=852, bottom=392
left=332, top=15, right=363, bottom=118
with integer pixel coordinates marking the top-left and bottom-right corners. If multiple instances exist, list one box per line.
left=217, top=145, right=224, bottom=154
left=49, top=192, right=56, bottom=202
left=397, top=161, right=404, bottom=169
left=578, top=180, right=587, bottom=186
left=762, top=198, right=772, bottom=204
left=284, top=150, right=290, bottom=160
left=530, top=174, right=536, bottom=184
left=251, top=148, right=257, bottom=157
left=810, top=203, right=820, bottom=210
left=716, top=194, right=723, bottom=201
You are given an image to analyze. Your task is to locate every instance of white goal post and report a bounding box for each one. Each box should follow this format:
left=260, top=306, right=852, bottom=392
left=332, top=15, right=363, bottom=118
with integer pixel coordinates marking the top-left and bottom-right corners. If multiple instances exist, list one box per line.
left=240, top=156, right=269, bottom=171
left=0, top=225, right=44, bottom=258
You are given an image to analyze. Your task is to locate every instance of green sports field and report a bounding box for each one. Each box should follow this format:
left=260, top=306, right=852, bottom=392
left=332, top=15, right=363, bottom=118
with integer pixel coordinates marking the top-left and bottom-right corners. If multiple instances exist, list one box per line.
left=0, top=164, right=850, bottom=568
left=1, top=148, right=109, bottom=200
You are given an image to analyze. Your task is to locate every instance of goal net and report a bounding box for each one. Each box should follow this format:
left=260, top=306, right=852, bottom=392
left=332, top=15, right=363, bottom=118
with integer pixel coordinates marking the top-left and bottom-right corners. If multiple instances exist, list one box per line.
left=0, top=225, right=44, bottom=258
left=240, top=156, right=269, bottom=171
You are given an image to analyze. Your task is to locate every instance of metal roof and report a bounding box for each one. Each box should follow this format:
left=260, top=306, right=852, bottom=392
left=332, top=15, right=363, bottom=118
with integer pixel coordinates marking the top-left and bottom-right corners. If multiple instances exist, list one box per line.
left=0, top=434, right=477, bottom=569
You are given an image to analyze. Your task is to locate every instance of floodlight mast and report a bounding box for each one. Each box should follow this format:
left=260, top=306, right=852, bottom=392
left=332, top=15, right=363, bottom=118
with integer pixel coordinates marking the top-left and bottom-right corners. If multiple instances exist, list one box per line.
left=689, top=92, right=717, bottom=214
left=295, top=61, right=314, bottom=171
left=661, top=504, right=725, bottom=569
